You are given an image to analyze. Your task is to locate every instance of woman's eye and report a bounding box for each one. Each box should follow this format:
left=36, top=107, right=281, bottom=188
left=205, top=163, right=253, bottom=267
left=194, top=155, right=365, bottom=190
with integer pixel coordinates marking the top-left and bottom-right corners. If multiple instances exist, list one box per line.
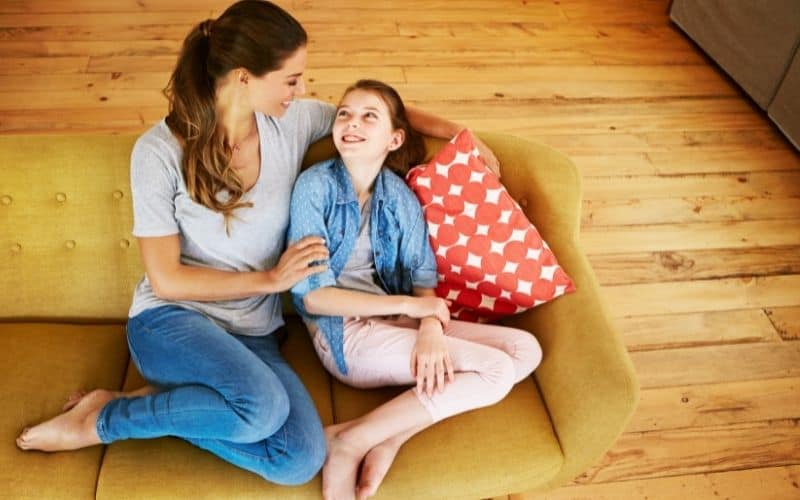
left=288, top=80, right=298, bottom=87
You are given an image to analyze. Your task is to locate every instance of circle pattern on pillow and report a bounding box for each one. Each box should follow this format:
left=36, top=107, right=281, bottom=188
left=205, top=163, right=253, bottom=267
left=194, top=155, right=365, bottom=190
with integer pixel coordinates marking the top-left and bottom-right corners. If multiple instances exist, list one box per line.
left=406, top=129, right=575, bottom=322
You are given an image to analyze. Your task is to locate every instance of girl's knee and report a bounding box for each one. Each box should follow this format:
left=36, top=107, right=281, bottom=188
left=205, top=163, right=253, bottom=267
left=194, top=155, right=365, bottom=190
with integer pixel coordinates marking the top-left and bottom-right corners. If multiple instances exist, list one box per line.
left=518, top=332, right=543, bottom=373
left=481, top=351, right=517, bottom=405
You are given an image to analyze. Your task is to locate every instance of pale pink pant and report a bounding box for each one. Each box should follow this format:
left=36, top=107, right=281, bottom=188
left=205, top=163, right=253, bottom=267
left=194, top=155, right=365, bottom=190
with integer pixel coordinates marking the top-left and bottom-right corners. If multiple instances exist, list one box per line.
left=310, top=316, right=543, bottom=423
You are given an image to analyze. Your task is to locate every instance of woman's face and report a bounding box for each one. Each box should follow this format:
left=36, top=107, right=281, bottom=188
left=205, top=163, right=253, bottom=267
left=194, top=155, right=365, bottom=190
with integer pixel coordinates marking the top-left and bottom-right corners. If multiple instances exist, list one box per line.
left=247, top=46, right=307, bottom=117
left=333, top=89, right=404, bottom=165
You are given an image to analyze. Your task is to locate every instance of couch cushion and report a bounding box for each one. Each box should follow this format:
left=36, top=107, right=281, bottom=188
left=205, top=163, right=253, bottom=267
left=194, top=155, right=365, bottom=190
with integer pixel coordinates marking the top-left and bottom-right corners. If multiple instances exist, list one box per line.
left=0, top=323, right=129, bottom=499
left=96, top=316, right=332, bottom=499
left=331, top=373, right=563, bottom=499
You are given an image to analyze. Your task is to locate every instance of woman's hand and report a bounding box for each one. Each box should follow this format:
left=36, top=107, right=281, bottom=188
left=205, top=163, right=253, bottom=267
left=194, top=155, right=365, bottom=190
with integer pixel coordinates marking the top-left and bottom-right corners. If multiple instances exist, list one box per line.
left=267, top=236, right=329, bottom=292
left=411, top=318, right=454, bottom=396
left=472, top=134, right=501, bottom=178
left=404, top=296, right=451, bottom=326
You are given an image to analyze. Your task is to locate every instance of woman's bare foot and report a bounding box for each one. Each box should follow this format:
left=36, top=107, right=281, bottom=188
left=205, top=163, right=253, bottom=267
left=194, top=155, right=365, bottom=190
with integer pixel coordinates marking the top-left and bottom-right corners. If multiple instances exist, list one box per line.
left=322, top=426, right=369, bottom=500
left=61, top=385, right=157, bottom=413
left=16, top=389, right=118, bottom=452
left=356, top=439, right=402, bottom=500
left=62, top=390, right=89, bottom=412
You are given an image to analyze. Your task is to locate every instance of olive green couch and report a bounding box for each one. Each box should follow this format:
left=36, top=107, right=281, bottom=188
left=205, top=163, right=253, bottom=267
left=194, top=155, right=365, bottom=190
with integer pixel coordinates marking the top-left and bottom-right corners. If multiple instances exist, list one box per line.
left=0, top=132, right=638, bottom=499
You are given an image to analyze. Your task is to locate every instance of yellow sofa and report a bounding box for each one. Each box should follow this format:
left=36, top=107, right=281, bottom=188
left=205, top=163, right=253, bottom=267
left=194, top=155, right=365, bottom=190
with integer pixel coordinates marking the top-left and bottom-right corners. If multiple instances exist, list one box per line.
left=0, top=132, right=638, bottom=499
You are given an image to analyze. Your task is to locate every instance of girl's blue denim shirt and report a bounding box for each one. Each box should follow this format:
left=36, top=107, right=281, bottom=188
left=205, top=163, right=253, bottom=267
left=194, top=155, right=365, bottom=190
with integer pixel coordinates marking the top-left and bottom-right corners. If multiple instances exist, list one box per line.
left=288, top=157, right=438, bottom=374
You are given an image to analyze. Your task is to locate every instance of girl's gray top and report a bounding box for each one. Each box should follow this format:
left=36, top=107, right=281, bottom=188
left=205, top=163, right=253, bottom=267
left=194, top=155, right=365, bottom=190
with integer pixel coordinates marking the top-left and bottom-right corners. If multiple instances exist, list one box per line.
left=334, top=197, right=388, bottom=297
left=128, top=99, right=336, bottom=336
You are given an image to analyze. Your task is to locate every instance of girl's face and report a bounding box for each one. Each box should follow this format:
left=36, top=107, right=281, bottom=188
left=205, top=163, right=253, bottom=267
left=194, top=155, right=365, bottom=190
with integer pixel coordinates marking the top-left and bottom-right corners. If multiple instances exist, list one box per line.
left=333, top=89, right=404, bottom=165
left=246, top=46, right=307, bottom=117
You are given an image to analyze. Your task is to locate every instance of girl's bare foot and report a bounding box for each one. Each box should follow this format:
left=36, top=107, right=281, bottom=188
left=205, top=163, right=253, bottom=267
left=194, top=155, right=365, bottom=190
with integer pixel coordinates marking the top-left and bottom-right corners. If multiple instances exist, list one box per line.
left=356, top=440, right=402, bottom=500
left=16, top=389, right=117, bottom=452
left=322, top=426, right=368, bottom=500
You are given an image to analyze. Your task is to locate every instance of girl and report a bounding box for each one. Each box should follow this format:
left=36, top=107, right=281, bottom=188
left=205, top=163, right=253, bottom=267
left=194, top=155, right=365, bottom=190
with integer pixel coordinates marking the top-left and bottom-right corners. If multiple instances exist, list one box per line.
left=288, top=80, right=543, bottom=500
left=15, top=1, right=499, bottom=486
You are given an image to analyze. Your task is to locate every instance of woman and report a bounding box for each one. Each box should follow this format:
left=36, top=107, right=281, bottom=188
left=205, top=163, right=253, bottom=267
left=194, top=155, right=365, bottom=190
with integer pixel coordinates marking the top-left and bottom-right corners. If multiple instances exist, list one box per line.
left=15, top=0, right=499, bottom=486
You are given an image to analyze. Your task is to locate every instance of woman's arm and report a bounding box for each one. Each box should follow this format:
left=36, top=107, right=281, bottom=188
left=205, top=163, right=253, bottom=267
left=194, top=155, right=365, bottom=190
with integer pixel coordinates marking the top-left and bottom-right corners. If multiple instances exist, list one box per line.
left=138, top=234, right=328, bottom=301
left=303, top=286, right=450, bottom=324
left=406, top=105, right=461, bottom=140
left=406, top=105, right=501, bottom=176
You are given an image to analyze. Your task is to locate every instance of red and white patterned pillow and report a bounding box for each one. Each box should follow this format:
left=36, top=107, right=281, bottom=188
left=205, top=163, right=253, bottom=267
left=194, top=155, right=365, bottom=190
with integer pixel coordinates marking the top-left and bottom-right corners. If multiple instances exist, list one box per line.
left=406, top=129, right=576, bottom=322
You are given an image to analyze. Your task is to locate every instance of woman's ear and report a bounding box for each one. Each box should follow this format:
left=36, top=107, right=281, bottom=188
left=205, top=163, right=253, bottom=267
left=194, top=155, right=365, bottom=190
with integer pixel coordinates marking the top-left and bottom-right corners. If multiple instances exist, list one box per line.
left=388, top=129, right=405, bottom=152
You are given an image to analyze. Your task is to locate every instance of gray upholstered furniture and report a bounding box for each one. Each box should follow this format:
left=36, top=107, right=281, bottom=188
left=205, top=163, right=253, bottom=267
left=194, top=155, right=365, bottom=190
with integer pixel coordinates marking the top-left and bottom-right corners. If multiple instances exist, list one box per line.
left=670, top=0, right=800, bottom=149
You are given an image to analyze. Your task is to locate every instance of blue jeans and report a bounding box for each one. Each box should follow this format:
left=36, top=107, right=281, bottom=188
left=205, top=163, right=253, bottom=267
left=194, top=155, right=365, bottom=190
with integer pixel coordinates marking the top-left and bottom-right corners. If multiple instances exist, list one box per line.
left=96, top=305, right=326, bottom=485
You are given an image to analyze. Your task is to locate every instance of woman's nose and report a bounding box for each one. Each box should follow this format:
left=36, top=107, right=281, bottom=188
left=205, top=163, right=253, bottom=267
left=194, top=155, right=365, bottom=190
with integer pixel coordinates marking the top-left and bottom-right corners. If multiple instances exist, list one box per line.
left=296, top=77, right=307, bottom=96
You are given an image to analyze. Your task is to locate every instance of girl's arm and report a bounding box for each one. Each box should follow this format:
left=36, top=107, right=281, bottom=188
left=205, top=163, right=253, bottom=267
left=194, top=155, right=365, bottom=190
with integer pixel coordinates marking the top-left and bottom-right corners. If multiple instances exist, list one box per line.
left=406, top=105, right=501, bottom=176
left=139, top=234, right=328, bottom=301
left=302, top=286, right=450, bottom=325
left=411, top=286, right=455, bottom=396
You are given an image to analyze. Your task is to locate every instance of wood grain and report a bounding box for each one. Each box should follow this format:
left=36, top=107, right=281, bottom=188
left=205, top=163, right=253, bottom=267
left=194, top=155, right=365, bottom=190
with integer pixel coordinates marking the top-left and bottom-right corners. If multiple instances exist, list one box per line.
left=2, top=0, right=799, bottom=497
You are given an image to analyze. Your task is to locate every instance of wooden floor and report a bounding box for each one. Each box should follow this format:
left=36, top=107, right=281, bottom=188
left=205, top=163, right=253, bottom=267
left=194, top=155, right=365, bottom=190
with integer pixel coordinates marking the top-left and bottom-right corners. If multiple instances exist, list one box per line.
left=2, top=0, right=799, bottom=498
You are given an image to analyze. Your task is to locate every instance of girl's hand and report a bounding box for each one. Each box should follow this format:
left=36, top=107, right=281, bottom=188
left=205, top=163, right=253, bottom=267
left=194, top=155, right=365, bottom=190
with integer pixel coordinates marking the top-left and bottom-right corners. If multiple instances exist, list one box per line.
left=267, top=236, right=329, bottom=292
left=473, top=135, right=501, bottom=178
left=405, top=296, right=451, bottom=326
left=410, top=319, right=454, bottom=396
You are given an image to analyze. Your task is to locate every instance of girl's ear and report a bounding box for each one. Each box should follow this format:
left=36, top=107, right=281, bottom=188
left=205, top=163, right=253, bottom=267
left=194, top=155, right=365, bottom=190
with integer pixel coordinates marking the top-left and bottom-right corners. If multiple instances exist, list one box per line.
left=388, top=129, right=405, bottom=152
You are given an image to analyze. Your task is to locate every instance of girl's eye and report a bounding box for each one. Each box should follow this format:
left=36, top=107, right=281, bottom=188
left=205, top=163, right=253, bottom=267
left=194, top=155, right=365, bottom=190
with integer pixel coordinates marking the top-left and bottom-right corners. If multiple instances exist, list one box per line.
left=365, top=112, right=377, bottom=119
left=336, top=110, right=348, bottom=118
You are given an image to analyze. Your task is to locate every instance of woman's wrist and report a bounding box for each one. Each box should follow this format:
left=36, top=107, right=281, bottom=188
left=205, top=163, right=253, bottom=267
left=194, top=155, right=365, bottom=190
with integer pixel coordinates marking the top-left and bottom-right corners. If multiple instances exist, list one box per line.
left=259, top=268, right=279, bottom=295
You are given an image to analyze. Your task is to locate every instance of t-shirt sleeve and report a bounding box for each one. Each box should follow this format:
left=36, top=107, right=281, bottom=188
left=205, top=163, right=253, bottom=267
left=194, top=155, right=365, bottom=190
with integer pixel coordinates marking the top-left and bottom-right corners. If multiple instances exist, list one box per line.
left=130, top=136, right=180, bottom=237
left=299, top=99, right=336, bottom=145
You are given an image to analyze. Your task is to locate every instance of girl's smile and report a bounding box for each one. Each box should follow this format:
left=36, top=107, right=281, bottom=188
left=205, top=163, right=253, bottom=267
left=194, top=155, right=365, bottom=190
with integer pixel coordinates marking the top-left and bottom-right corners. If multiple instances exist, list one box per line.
left=333, top=89, right=403, bottom=164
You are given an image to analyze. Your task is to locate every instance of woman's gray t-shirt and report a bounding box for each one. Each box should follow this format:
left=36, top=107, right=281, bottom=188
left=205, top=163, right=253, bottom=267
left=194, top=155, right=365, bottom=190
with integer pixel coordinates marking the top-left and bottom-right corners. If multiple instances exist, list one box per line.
left=128, top=99, right=336, bottom=336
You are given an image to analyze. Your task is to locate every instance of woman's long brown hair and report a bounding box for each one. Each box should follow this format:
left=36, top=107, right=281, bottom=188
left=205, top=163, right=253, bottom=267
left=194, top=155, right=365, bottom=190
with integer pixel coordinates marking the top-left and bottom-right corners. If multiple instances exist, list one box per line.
left=164, top=0, right=306, bottom=231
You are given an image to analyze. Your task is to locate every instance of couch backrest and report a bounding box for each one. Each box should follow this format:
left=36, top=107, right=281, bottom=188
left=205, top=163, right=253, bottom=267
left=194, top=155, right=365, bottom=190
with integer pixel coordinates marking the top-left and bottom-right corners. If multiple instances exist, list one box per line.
left=1, top=132, right=580, bottom=323
left=1, top=135, right=141, bottom=321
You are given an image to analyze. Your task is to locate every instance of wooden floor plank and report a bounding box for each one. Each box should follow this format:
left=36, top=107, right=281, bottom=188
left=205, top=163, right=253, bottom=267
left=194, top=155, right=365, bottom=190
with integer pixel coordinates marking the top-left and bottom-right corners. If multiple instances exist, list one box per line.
left=537, top=129, right=792, bottom=154
left=630, top=342, right=800, bottom=389
left=582, top=220, right=800, bottom=255
left=517, top=465, right=800, bottom=499
left=0, top=107, right=165, bottom=134
left=573, top=419, right=800, bottom=484
left=765, top=306, right=800, bottom=341
left=1, top=56, right=89, bottom=75
left=3, top=1, right=799, bottom=497
left=615, top=309, right=780, bottom=352
left=647, top=149, right=800, bottom=175
left=582, top=171, right=800, bottom=200
left=589, top=246, right=800, bottom=286
left=604, top=275, right=800, bottom=317
left=582, top=196, right=800, bottom=227
left=630, top=378, right=800, bottom=433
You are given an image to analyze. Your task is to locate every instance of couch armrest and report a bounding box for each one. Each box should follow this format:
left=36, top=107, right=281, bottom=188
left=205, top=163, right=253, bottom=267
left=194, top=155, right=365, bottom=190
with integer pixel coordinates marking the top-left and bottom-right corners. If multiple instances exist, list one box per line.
left=504, top=244, right=639, bottom=488
left=487, top=132, right=639, bottom=488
